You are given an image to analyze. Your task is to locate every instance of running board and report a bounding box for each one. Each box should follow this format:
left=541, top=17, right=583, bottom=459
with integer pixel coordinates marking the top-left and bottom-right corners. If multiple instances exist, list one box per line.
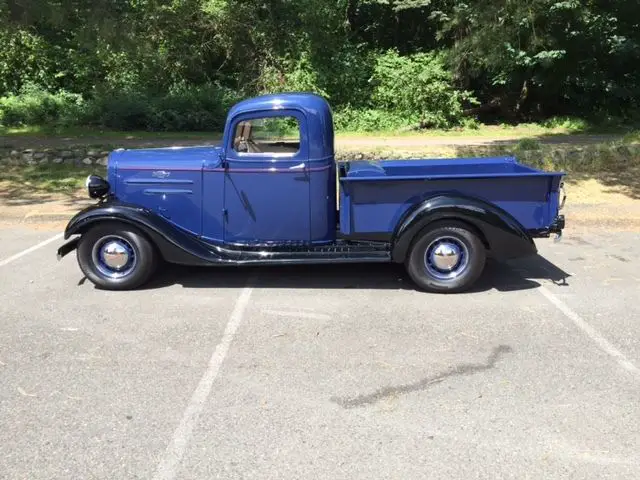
left=201, top=240, right=392, bottom=265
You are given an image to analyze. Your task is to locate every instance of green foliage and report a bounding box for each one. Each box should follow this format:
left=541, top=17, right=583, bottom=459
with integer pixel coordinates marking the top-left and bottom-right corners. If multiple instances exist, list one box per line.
left=0, top=0, right=638, bottom=132
left=539, top=117, right=591, bottom=132
left=0, top=83, right=241, bottom=131
left=622, top=131, right=640, bottom=144
left=433, top=0, right=640, bottom=120
left=515, top=138, right=542, bottom=151
left=334, top=107, right=420, bottom=132
left=369, top=50, right=478, bottom=128
left=258, top=53, right=330, bottom=98
left=251, top=117, right=300, bottom=139
left=0, top=83, right=87, bottom=127
left=91, top=84, right=241, bottom=131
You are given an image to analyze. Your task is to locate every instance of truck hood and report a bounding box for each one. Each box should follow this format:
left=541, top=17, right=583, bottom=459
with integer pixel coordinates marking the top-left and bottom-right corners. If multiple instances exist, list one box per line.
left=109, top=144, right=222, bottom=169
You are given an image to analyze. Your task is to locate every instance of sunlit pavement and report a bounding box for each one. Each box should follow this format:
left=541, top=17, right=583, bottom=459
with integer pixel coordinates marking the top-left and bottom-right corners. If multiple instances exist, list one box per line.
left=0, top=224, right=638, bottom=479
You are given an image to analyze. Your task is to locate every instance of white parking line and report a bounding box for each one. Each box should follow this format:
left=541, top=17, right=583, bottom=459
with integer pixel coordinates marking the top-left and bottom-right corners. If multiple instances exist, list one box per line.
left=262, top=309, right=332, bottom=320
left=153, top=276, right=256, bottom=480
left=538, top=286, right=639, bottom=376
left=0, top=233, right=63, bottom=267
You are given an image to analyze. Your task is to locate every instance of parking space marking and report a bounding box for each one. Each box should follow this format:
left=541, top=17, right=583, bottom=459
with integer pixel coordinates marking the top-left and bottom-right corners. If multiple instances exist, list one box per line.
left=262, top=309, right=332, bottom=320
left=153, top=275, right=256, bottom=480
left=539, top=286, right=639, bottom=375
left=0, top=233, right=63, bottom=267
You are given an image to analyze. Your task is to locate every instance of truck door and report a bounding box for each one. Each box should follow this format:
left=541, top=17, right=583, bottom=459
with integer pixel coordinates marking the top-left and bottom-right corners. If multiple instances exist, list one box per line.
left=222, top=110, right=311, bottom=244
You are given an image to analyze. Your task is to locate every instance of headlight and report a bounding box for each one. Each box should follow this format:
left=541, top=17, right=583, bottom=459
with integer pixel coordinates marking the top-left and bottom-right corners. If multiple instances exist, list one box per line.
left=86, top=175, right=111, bottom=199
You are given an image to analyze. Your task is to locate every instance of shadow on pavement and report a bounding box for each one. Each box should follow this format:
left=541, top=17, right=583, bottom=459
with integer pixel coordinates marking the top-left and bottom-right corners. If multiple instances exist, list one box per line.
left=129, top=253, right=570, bottom=294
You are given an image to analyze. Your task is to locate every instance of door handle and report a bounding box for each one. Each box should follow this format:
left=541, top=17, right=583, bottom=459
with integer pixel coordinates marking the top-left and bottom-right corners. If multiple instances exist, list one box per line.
left=289, top=162, right=306, bottom=170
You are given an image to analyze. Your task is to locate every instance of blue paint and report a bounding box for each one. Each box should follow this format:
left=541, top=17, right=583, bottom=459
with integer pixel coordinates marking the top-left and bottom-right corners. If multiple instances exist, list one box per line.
left=217, top=93, right=336, bottom=244
left=221, top=161, right=312, bottom=243
left=106, top=93, right=564, bottom=247
left=310, top=160, right=337, bottom=243
left=110, top=146, right=211, bottom=236
left=202, top=167, right=225, bottom=243
left=220, top=107, right=312, bottom=243
left=339, top=156, right=564, bottom=234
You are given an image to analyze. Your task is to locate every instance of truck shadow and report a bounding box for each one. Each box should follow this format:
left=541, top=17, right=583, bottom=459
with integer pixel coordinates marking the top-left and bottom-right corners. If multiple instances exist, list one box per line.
left=138, top=253, right=570, bottom=293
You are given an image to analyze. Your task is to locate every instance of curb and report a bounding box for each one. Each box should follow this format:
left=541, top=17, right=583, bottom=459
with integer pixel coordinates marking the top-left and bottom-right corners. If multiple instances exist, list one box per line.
left=21, top=212, right=76, bottom=223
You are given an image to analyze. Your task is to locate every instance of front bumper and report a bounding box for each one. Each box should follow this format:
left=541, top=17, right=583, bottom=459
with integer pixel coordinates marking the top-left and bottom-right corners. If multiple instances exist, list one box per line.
left=57, top=236, right=79, bottom=260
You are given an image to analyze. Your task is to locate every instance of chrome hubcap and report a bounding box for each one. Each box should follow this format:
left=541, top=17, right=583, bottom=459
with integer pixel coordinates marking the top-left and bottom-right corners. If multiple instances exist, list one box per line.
left=424, top=237, right=469, bottom=280
left=431, top=242, right=461, bottom=270
left=92, top=236, right=137, bottom=279
left=102, top=241, right=129, bottom=269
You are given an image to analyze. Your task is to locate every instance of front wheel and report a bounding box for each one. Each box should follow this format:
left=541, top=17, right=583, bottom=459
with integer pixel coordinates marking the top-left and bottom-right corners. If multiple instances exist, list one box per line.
left=76, top=223, right=158, bottom=290
left=405, top=221, right=486, bottom=293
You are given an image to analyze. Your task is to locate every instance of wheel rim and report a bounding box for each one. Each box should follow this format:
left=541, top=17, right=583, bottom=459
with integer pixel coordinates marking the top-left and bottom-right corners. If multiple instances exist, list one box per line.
left=91, top=235, right=137, bottom=279
left=424, top=236, right=470, bottom=281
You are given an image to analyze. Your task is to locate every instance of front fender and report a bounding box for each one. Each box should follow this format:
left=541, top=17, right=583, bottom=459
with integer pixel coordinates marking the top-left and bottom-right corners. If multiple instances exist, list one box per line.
left=391, top=194, right=537, bottom=263
left=58, top=198, right=220, bottom=265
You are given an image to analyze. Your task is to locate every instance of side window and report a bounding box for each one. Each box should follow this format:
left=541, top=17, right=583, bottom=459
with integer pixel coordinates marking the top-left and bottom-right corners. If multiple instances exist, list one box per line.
left=232, top=116, right=300, bottom=155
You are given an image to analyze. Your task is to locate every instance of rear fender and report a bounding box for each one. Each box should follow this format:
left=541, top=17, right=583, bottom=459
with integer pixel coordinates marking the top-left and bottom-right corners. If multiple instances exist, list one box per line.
left=59, top=199, right=218, bottom=265
left=391, top=194, right=536, bottom=262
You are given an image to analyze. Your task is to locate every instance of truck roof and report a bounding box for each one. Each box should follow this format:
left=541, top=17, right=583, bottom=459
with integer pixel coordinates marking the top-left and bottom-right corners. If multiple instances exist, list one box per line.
left=228, top=92, right=331, bottom=118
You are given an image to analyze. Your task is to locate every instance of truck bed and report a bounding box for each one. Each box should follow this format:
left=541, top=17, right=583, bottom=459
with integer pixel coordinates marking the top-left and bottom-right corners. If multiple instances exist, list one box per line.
left=338, top=155, right=564, bottom=237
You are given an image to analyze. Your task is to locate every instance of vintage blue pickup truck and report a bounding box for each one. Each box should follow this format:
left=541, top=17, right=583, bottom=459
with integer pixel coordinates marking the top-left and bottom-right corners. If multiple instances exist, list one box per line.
left=56, top=92, right=565, bottom=293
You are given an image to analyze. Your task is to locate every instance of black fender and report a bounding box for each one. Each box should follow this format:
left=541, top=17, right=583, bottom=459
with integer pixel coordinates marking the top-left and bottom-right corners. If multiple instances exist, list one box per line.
left=390, top=194, right=537, bottom=263
left=57, top=198, right=390, bottom=266
left=57, top=199, right=227, bottom=266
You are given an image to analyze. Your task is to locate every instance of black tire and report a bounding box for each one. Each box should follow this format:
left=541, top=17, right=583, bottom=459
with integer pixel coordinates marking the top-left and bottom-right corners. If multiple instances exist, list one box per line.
left=76, top=222, right=158, bottom=290
left=405, top=221, right=486, bottom=293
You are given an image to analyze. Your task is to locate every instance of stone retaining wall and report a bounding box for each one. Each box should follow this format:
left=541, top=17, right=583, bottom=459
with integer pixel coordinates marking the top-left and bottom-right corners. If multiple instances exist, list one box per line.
left=1, top=142, right=639, bottom=173
left=0, top=147, right=110, bottom=166
left=336, top=142, right=640, bottom=173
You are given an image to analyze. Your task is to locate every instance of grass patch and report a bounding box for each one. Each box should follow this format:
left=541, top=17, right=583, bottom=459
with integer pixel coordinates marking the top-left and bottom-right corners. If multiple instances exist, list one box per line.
left=0, top=124, right=223, bottom=141
left=336, top=122, right=572, bottom=138
left=622, top=130, right=640, bottom=144
left=0, top=163, right=105, bottom=195
left=2, top=120, right=633, bottom=143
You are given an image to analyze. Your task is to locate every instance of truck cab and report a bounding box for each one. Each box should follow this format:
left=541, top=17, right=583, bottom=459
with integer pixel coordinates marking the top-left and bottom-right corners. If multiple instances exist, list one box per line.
left=57, top=92, right=565, bottom=294
left=218, top=93, right=337, bottom=244
left=101, top=93, right=337, bottom=245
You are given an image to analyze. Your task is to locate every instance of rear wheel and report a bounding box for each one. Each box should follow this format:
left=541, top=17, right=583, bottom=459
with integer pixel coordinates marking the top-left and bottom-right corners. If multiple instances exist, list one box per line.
left=405, top=221, right=486, bottom=293
left=76, top=223, right=158, bottom=290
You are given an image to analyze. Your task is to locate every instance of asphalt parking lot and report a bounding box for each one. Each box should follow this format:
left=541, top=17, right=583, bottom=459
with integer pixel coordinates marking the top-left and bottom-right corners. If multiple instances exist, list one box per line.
left=1, top=222, right=639, bottom=479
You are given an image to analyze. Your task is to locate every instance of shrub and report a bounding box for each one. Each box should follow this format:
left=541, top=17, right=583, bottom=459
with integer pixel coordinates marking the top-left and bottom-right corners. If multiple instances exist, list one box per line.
left=333, top=106, right=420, bottom=132
left=0, top=83, right=87, bottom=127
left=539, top=116, right=591, bottom=132
left=515, top=138, right=542, bottom=151
left=368, top=50, right=478, bottom=129
left=258, top=52, right=329, bottom=98
left=148, top=83, right=242, bottom=131
left=0, top=82, right=242, bottom=131
left=88, top=91, right=150, bottom=130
